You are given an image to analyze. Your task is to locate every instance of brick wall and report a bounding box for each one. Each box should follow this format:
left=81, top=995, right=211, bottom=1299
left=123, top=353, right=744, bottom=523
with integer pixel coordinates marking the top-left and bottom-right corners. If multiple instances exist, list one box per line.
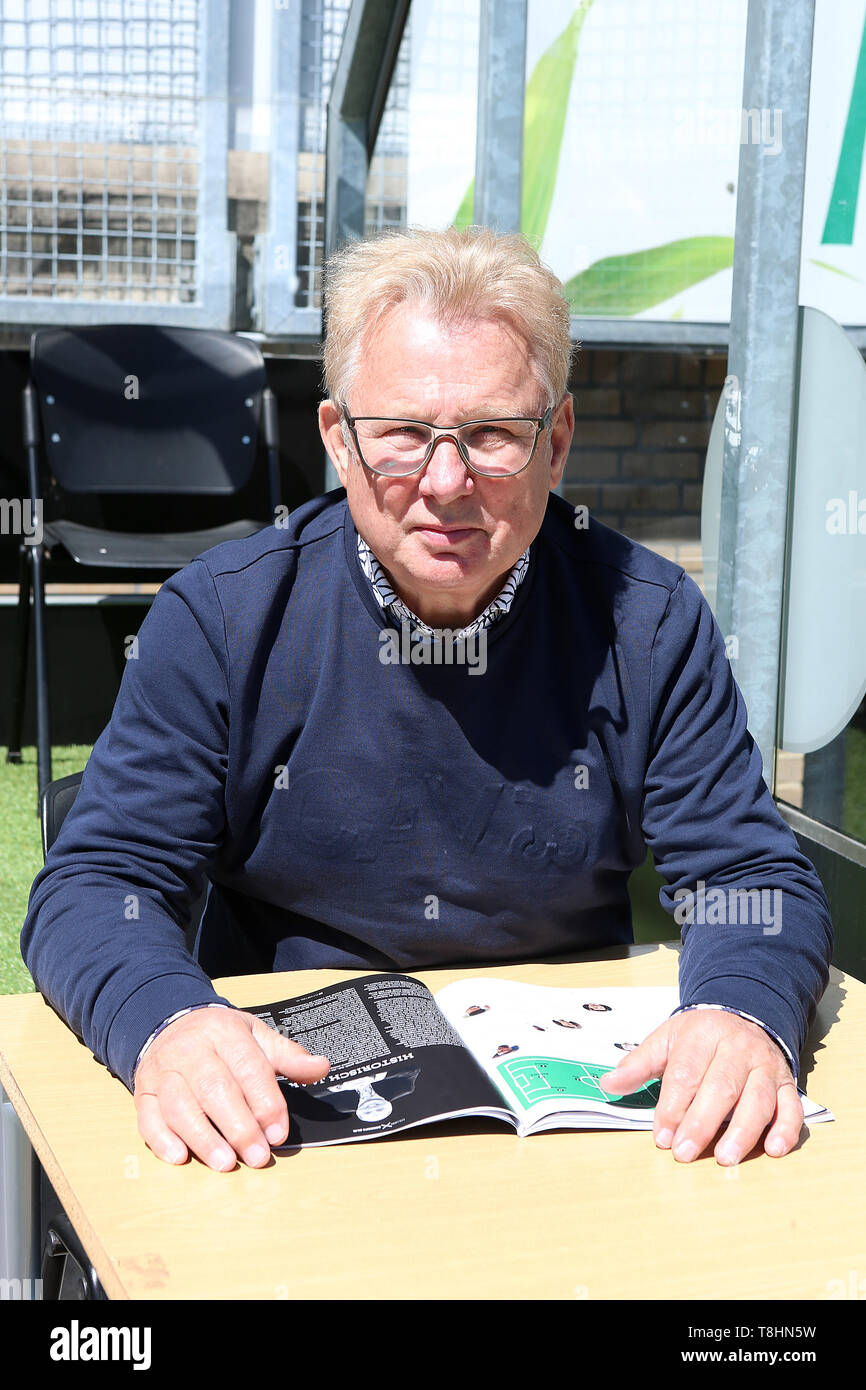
left=563, top=347, right=728, bottom=541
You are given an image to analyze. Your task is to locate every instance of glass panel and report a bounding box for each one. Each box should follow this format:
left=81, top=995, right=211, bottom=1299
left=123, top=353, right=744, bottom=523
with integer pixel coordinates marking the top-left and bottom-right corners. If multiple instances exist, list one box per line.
left=510, top=0, right=866, bottom=329
left=404, top=0, right=479, bottom=231
left=799, top=0, right=866, bottom=326
left=776, top=307, right=866, bottom=842
left=702, top=308, right=866, bottom=843
left=511, top=0, right=746, bottom=323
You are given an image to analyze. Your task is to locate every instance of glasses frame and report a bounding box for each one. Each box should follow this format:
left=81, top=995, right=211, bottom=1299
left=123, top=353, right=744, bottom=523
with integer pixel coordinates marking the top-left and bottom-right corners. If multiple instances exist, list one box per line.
left=340, top=404, right=555, bottom=479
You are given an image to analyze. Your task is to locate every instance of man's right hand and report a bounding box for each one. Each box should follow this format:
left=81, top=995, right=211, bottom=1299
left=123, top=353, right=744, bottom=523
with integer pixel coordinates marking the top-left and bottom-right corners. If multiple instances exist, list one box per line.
left=133, top=1007, right=330, bottom=1170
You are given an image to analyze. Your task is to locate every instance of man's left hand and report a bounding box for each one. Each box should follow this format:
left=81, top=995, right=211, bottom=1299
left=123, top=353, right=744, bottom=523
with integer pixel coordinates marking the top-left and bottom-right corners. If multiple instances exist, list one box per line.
left=599, top=1009, right=803, bottom=1164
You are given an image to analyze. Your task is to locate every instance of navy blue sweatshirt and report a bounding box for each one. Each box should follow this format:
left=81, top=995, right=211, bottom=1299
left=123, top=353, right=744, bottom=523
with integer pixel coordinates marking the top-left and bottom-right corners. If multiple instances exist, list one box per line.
left=21, top=491, right=833, bottom=1092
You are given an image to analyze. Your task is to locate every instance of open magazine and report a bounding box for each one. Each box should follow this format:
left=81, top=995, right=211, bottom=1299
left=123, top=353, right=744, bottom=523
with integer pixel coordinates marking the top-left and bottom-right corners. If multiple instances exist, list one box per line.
left=249, top=973, right=832, bottom=1148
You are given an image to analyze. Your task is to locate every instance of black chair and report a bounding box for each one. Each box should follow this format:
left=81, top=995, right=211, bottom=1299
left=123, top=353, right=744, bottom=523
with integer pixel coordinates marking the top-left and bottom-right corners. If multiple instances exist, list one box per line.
left=37, top=767, right=212, bottom=1298
left=6, top=324, right=281, bottom=801
left=39, top=769, right=85, bottom=860
left=40, top=1172, right=107, bottom=1302
left=40, top=768, right=207, bottom=946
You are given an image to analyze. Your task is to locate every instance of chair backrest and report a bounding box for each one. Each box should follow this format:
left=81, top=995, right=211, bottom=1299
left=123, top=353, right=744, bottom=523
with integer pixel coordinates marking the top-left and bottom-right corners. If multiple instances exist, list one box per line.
left=40, top=771, right=84, bottom=860
left=30, top=325, right=267, bottom=496
left=39, top=768, right=209, bottom=952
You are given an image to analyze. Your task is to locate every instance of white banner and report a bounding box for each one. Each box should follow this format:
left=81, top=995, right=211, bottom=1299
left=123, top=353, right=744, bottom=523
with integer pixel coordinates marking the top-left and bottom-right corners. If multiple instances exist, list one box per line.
left=406, top=0, right=866, bottom=325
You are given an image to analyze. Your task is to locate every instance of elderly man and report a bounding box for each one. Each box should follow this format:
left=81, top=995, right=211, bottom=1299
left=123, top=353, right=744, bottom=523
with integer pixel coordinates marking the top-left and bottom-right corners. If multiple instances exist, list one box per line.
left=22, top=226, right=832, bottom=1173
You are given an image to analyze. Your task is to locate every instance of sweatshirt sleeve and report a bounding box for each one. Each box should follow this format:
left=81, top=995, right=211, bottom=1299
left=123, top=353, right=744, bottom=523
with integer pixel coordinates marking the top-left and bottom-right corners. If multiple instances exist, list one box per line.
left=640, top=570, right=833, bottom=1075
left=20, top=557, right=235, bottom=1093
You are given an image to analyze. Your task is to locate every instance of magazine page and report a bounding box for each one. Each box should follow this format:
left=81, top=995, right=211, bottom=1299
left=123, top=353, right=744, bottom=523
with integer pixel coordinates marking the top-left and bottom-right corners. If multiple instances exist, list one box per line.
left=434, top=978, right=834, bottom=1135
left=249, top=973, right=513, bottom=1147
left=435, top=978, right=673, bottom=1133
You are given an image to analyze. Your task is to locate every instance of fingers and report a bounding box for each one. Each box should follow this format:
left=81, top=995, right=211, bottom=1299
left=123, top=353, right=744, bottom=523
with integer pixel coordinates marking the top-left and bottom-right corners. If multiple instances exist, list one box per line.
left=136, top=1067, right=242, bottom=1171
left=709, top=1074, right=803, bottom=1165
left=658, top=1051, right=799, bottom=1166
left=597, top=1023, right=670, bottom=1095
left=762, top=1080, right=804, bottom=1158
left=651, top=1034, right=720, bottom=1156
left=220, top=1017, right=328, bottom=1151
left=134, top=1009, right=331, bottom=1171
left=250, top=1016, right=331, bottom=1088
left=134, top=1091, right=189, bottom=1166
left=600, top=1011, right=802, bottom=1165
left=672, top=1056, right=772, bottom=1164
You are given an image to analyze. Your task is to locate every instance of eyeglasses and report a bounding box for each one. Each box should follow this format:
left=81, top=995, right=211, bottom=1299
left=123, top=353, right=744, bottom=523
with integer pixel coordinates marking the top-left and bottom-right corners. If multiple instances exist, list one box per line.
left=340, top=405, right=554, bottom=478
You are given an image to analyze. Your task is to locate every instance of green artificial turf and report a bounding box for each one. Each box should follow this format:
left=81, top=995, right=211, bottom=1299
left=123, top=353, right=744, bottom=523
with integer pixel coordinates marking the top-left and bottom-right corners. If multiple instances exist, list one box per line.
left=0, top=744, right=93, bottom=994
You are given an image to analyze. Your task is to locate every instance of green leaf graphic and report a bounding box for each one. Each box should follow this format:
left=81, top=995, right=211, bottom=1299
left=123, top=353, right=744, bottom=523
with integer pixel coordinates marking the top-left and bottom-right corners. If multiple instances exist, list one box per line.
left=564, top=236, right=735, bottom=317
left=809, top=257, right=861, bottom=282
left=821, top=12, right=866, bottom=246
left=455, top=0, right=595, bottom=239
left=454, top=178, right=474, bottom=232
left=522, top=0, right=594, bottom=243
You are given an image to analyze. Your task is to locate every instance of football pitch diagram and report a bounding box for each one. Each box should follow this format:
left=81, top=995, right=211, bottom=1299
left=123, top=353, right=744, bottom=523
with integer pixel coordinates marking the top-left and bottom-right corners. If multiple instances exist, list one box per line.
left=497, top=1056, right=661, bottom=1112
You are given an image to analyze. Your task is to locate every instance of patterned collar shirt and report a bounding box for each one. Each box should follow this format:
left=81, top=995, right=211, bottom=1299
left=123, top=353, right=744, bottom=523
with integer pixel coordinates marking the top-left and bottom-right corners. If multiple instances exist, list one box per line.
left=356, top=532, right=531, bottom=640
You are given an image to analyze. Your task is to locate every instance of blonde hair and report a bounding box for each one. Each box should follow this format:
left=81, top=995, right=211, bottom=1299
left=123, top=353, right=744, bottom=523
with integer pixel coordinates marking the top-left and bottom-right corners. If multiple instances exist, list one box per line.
left=322, top=225, right=574, bottom=408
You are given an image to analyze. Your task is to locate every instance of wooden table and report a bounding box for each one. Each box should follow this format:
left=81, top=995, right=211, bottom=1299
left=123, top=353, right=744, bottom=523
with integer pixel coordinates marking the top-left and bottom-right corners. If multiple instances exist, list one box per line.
left=0, top=943, right=863, bottom=1300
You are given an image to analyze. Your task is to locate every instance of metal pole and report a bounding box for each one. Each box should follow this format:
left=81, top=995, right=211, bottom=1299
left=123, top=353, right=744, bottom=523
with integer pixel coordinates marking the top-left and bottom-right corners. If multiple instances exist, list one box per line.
left=324, top=0, right=410, bottom=257
left=199, top=0, right=236, bottom=328
left=716, top=0, right=816, bottom=784
left=322, top=0, right=410, bottom=490
left=260, top=0, right=303, bottom=335
left=473, top=0, right=527, bottom=233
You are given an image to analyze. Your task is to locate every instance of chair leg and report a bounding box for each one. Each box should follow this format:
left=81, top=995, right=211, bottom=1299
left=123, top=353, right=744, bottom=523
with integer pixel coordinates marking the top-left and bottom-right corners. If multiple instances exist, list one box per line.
left=42, top=1217, right=106, bottom=1300
left=5, top=543, right=31, bottom=765
left=30, top=540, right=52, bottom=803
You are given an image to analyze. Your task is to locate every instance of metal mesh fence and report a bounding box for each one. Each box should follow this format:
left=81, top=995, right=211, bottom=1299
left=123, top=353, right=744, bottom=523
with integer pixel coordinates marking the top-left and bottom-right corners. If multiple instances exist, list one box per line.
left=0, top=0, right=202, bottom=304
left=0, top=0, right=414, bottom=320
